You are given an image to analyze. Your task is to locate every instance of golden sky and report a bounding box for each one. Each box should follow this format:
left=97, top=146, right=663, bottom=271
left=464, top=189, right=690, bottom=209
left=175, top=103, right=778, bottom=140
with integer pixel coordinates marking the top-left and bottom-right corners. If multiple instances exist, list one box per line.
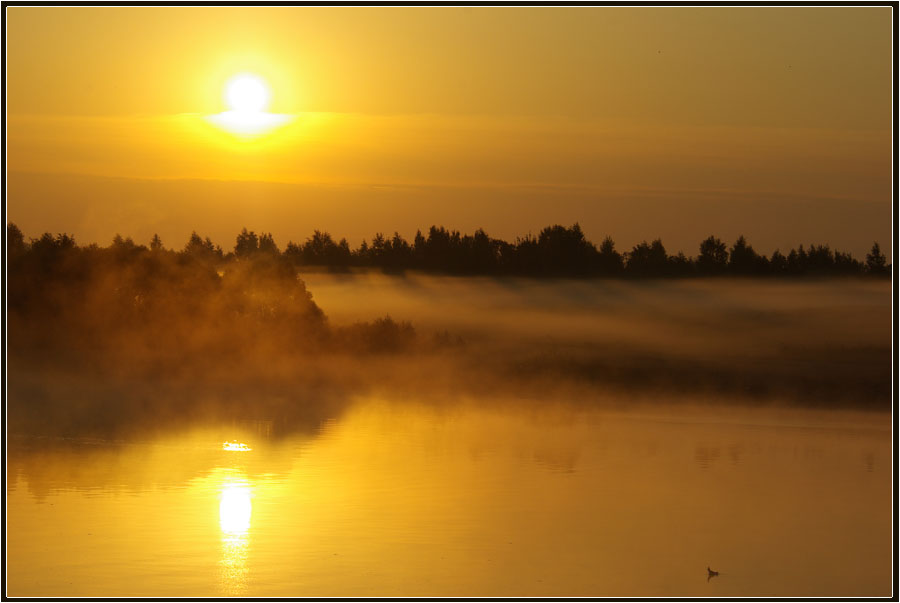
left=6, top=6, right=893, bottom=258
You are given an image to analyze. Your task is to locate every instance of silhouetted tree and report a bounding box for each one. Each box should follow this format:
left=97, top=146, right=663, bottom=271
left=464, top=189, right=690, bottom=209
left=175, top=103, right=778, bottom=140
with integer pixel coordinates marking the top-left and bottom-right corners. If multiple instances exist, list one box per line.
left=597, top=236, right=624, bottom=276
left=341, top=315, right=416, bottom=353
left=284, top=240, right=303, bottom=263
left=833, top=249, right=862, bottom=275
left=866, top=242, right=888, bottom=276
left=510, top=234, right=539, bottom=275
left=769, top=250, right=788, bottom=275
left=626, top=239, right=668, bottom=276
left=7, top=223, right=26, bottom=259
left=234, top=228, right=260, bottom=258
left=369, top=232, right=387, bottom=264
left=535, top=223, right=596, bottom=276
left=384, top=232, right=412, bottom=271
left=787, top=245, right=808, bottom=275
left=466, top=228, right=500, bottom=274
left=668, top=251, right=695, bottom=276
left=495, top=239, right=517, bottom=273
left=9, top=222, right=879, bottom=283
left=355, top=239, right=371, bottom=266
left=110, top=233, right=145, bottom=264
left=30, top=232, right=76, bottom=261
left=258, top=232, right=279, bottom=255
left=804, top=244, right=835, bottom=275
left=303, top=230, right=332, bottom=262
left=729, top=235, right=766, bottom=275
left=421, top=226, right=453, bottom=271
left=697, top=236, right=728, bottom=275
left=413, top=229, right=427, bottom=268
left=184, top=231, right=222, bottom=262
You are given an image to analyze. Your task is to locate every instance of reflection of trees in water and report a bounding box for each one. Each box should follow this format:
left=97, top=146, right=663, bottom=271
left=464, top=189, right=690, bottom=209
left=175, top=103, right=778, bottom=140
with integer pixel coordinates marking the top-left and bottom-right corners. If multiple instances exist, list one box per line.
left=5, top=412, right=338, bottom=500
left=862, top=451, right=876, bottom=472
left=692, top=443, right=752, bottom=469
left=694, top=446, right=722, bottom=470
left=530, top=447, right=581, bottom=473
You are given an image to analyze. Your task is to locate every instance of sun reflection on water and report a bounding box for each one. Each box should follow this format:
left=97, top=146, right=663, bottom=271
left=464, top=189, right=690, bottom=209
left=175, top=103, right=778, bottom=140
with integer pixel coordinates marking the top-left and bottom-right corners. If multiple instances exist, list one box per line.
left=220, top=481, right=252, bottom=535
left=219, top=477, right=252, bottom=594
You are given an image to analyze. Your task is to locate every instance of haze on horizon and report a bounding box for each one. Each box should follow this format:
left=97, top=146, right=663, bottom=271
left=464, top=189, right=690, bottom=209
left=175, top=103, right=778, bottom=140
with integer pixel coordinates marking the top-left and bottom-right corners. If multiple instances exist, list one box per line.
left=5, top=6, right=893, bottom=260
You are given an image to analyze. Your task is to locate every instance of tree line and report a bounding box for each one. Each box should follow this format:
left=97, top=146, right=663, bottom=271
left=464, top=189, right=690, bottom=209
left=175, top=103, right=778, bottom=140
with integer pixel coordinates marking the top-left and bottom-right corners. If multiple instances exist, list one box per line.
left=6, top=222, right=890, bottom=278
left=6, top=222, right=422, bottom=363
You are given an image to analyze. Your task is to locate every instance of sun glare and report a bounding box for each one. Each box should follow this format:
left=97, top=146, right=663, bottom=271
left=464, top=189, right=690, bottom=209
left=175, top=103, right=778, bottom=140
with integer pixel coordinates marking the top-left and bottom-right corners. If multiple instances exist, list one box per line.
left=220, top=481, right=252, bottom=536
left=219, top=476, right=252, bottom=594
left=226, top=74, right=270, bottom=113
left=207, top=72, right=293, bottom=137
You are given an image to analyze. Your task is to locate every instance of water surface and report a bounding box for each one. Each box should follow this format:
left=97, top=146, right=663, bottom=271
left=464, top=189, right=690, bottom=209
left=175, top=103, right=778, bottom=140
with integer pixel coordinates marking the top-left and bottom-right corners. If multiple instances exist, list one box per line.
left=7, top=398, right=892, bottom=597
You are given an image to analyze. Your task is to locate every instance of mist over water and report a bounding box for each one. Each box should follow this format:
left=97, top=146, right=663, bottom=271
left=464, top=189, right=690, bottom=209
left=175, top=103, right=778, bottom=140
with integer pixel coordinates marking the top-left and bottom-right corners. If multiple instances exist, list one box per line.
left=6, top=260, right=892, bottom=597
left=8, top=269, right=891, bottom=439
left=300, top=273, right=891, bottom=408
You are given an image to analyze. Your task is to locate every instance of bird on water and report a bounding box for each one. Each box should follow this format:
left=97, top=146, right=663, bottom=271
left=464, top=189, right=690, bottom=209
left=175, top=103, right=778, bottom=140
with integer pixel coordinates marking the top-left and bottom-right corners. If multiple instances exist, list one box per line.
left=707, top=566, right=719, bottom=581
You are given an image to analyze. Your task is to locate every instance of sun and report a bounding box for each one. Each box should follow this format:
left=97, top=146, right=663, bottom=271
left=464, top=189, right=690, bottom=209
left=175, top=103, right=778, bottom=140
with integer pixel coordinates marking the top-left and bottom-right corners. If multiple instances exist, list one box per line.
left=206, top=72, right=292, bottom=138
left=225, top=74, right=270, bottom=113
